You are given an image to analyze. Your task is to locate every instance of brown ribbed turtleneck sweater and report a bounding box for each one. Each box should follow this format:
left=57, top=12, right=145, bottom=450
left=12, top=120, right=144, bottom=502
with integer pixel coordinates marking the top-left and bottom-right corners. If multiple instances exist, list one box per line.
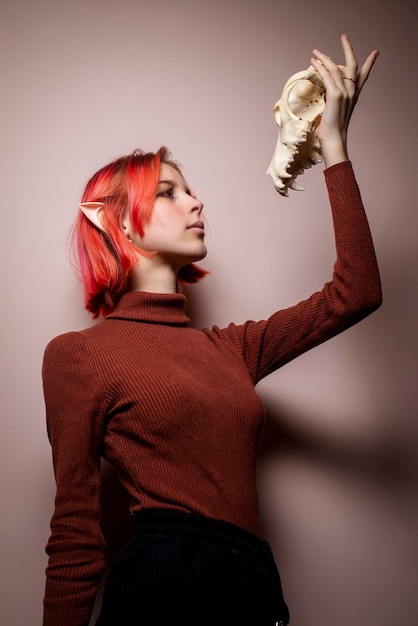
left=42, top=162, right=382, bottom=626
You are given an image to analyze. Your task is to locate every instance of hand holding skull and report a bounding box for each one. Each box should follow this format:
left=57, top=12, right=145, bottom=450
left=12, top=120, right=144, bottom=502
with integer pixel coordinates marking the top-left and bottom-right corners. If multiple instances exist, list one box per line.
left=267, top=35, right=379, bottom=196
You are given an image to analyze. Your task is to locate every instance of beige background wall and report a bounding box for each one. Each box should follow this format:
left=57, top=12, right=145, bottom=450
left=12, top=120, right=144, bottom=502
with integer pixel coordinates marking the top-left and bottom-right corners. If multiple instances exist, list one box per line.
left=1, top=1, right=417, bottom=625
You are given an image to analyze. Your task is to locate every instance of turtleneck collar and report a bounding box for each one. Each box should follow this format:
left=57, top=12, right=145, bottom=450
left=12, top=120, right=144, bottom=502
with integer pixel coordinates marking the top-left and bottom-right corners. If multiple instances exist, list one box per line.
left=105, top=291, right=191, bottom=326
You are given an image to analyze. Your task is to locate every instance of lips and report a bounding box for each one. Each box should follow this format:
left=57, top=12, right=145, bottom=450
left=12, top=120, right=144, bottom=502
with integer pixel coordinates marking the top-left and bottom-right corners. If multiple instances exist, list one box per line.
left=187, top=220, right=205, bottom=231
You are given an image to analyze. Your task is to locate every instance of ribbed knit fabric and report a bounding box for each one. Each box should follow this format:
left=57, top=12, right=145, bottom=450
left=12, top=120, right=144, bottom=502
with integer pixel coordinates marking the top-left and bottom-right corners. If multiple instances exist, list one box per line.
left=42, top=161, right=382, bottom=626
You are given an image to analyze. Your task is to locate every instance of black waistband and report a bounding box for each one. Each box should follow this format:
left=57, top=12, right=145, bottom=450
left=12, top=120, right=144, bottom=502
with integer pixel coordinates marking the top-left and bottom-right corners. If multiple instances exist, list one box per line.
left=134, top=508, right=268, bottom=556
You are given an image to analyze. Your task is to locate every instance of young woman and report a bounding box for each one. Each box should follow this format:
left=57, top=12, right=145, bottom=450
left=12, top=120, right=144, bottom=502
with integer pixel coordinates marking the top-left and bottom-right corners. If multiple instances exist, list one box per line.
left=42, top=35, right=382, bottom=626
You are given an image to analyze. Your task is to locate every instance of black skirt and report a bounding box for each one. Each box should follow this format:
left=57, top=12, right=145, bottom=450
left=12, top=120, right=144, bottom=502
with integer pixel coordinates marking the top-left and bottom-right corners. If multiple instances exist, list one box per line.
left=95, top=509, right=290, bottom=626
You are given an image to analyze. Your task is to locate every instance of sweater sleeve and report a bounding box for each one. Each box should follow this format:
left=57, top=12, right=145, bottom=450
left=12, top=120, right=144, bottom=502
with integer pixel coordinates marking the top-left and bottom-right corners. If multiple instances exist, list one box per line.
left=209, top=161, right=382, bottom=383
left=42, top=331, right=108, bottom=626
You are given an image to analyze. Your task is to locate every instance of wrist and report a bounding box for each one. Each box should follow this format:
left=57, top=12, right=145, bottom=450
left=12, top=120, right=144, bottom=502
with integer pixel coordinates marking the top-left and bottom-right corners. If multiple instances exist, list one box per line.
left=321, top=136, right=349, bottom=168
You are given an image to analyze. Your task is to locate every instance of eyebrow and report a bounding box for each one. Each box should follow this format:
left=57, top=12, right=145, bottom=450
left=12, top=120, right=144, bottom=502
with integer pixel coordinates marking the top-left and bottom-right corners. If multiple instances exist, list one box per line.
left=157, top=178, right=176, bottom=186
left=157, top=178, right=193, bottom=196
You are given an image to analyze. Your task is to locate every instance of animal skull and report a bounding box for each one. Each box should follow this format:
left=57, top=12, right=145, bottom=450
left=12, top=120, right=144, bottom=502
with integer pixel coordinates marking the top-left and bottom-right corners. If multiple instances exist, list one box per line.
left=266, top=64, right=345, bottom=196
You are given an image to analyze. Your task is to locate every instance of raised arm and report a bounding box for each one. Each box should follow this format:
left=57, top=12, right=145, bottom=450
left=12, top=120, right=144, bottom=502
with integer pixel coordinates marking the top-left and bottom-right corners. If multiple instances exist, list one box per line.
left=208, top=37, right=382, bottom=382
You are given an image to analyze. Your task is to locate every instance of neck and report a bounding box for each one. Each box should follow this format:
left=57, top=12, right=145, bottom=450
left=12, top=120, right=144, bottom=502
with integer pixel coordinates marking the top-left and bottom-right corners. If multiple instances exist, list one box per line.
left=128, top=256, right=178, bottom=294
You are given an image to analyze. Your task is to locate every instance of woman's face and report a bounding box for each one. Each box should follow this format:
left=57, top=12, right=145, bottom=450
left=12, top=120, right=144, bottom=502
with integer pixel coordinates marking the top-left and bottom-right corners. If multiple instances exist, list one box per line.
left=128, top=163, right=207, bottom=269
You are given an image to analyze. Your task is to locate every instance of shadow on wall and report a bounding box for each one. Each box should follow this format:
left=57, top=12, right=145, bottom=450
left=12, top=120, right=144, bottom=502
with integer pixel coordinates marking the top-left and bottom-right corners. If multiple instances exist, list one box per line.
left=259, top=398, right=417, bottom=503
left=99, top=460, right=135, bottom=563
left=90, top=461, right=135, bottom=623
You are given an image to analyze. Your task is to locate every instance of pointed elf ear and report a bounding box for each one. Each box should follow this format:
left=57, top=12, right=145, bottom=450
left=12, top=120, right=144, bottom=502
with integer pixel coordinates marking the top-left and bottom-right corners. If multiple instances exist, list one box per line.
left=79, top=202, right=105, bottom=231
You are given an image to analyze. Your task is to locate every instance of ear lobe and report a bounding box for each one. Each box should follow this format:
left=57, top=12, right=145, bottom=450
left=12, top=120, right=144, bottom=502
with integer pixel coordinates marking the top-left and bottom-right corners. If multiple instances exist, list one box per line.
left=79, top=202, right=105, bottom=231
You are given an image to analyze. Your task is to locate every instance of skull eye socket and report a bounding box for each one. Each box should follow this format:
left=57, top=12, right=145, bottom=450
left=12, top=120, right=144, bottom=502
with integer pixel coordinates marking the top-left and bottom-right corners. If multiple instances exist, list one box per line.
left=266, top=64, right=342, bottom=196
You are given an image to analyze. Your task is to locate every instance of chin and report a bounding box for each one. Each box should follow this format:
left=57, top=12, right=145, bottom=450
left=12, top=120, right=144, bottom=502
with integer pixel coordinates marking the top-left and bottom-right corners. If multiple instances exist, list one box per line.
left=195, top=247, right=208, bottom=262
left=186, top=245, right=207, bottom=264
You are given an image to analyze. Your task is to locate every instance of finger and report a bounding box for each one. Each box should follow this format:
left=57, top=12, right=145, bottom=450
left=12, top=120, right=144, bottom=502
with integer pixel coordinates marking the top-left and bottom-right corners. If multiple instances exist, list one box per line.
left=357, top=49, right=379, bottom=93
left=312, top=48, right=337, bottom=72
left=340, top=34, right=358, bottom=80
left=310, top=56, right=333, bottom=87
left=311, top=48, right=344, bottom=87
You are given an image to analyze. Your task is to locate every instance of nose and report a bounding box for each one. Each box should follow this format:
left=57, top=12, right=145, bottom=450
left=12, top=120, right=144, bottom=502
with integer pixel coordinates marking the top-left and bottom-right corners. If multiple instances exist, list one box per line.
left=190, top=195, right=204, bottom=215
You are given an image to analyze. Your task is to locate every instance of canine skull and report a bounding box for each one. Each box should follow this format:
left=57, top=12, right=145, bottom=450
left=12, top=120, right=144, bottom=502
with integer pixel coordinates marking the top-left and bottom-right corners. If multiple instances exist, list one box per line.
left=266, top=64, right=345, bottom=196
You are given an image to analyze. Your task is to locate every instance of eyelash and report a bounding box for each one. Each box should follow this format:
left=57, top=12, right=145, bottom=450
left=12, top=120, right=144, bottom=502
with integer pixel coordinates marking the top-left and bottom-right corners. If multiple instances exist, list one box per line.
left=157, top=188, right=175, bottom=199
left=157, top=187, right=192, bottom=199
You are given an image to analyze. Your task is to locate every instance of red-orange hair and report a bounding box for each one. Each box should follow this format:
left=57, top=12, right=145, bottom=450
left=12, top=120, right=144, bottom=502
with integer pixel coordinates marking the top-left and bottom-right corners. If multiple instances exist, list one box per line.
left=70, top=147, right=208, bottom=318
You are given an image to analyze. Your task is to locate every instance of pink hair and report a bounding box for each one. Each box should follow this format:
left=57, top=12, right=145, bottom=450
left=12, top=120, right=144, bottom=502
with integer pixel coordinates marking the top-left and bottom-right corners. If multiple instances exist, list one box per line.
left=70, top=147, right=208, bottom=318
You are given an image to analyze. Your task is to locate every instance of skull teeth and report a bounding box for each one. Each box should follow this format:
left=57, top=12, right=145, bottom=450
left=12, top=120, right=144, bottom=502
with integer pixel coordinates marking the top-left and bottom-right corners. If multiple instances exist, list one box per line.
left=290, top=181, right=304, bottom=191
left=267, top=63, right=346, bottom=197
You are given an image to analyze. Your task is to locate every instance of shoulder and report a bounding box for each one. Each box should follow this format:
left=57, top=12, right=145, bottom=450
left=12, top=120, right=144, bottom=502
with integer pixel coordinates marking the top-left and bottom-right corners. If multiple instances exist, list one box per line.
left=44, top=331, right=88, bottom=360
left=43, top=320, right=105, bottom=358
left=43, top=328, right=102, bottom=380
left=202, top=320, right=256, bottom=353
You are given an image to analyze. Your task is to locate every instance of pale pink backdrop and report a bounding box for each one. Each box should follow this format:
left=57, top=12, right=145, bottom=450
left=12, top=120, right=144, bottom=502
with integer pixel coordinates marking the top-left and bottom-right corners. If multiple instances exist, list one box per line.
left=1, top=1, right=417, bottom=625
